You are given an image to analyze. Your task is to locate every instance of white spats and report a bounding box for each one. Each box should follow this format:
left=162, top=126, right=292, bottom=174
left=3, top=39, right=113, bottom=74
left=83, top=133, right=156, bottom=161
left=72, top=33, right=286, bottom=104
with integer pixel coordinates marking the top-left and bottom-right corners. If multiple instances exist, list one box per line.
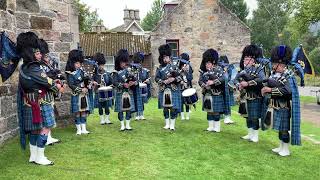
left=29, top=144, right=37, bottom=163
left=272, top=141, right=284, bottom=153
left=181, top=112, right=185, bottom=120
left=76, top=124, right=81, bottom=135
left=100, top=115, right=106, bottom=125
left=35, top=148, right=54, bottom=166
left=241, top=128, right=253, bottom=140
left=126, top=120, right=132, bottom=130
left=224, top=115, right=234, bottom=124
left=278, top=143, right=290, bottom=157
left=213, top=121, right=221, bottom=132
left=120, top=121, right=125, bottom=131
left=163, top=119, right=170, bottom=129
left=46, top=131, right=60, bottom=145
left=170, top=119, right=176, bottom=130
left=81, top=124, right=90, bottom=134
left=105, top=115, right=112, bottom=124
left=250, top=130, right=259, bottom=143
left=186, top=112, right=190, bottom=120
left=207, top=121, right=214, bottom=132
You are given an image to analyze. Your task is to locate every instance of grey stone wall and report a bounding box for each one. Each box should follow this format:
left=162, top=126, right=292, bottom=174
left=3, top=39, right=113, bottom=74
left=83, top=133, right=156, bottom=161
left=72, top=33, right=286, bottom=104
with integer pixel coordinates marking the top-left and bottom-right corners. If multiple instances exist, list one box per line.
left=0, top=0, right=79, bottom=145
left=150, top=0, right=250, bottom=94
left=0, top=84, right=18, bottom=144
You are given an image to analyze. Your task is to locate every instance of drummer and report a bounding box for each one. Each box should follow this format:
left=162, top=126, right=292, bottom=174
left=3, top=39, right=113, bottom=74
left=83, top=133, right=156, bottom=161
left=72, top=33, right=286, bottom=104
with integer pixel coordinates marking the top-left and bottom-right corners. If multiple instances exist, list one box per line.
left=93, top=52, right=113, bottom=125
left=179, top=53, right=193, bottom=120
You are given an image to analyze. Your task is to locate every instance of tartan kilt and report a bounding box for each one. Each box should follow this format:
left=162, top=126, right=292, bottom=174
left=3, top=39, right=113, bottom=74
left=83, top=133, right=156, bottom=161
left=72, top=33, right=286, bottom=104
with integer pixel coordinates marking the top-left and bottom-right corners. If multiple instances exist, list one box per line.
left=158, top=88, right=182, bottom=112
left=23, top=104, right=56, bottom=131
left=272, top=108, right=291, bottom=131
left=71, top=93, right=90, bottom=113
left=202, top=94, right=225, bottom=113
left=88, top=89, right=95, bottom=114
left=247, top=98, right=262, bottom=120
left=41, top=104, right=56, bottom=128
left=143, top=85, right=150, bottom=103
left=134, top=86, right=144, bottom=112
left=94, top=92, right=112, bottom=108
left=114, top=91, right=135, bottom=112
left=229, top=90, right=235, bottom=106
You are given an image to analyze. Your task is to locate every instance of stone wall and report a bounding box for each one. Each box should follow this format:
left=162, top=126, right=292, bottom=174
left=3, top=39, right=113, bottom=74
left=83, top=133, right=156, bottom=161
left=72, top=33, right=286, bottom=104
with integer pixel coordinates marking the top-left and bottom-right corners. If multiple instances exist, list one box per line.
left=150, top=0, right=250, bottom=94
left=0, top=0, right=79, bottom=145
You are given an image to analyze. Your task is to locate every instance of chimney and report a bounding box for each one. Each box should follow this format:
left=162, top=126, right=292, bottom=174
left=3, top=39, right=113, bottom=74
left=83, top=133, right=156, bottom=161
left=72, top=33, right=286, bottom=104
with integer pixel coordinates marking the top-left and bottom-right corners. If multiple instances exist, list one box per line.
left=91, top=23, right=106, bottom=33
left=124, top=8, right=142, bottom=25
left=123, top=8, right=131, bottom=25
left=134, top=10, right=140, bottom=23
left=129, top=10, right=135, bottom=20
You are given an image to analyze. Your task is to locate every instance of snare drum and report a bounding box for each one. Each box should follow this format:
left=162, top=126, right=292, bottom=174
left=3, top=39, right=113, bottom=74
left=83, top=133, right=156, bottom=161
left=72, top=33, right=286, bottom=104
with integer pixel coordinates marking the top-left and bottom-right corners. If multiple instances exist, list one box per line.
left=182, top=88, right=198, bottom=105
left=139, top=83, right=148, bottom=97
left=98, top=86, right=113, bottom=101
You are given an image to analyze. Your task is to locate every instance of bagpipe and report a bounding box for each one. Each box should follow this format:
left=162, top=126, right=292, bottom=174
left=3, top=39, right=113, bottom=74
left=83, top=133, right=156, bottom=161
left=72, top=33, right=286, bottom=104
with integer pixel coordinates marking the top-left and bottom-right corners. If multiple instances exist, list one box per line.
left=0, top=31, right=20, bottom=83
left=160, top=58, right=181, bottom=81
left=202, top=67, right=225, bottom=90
left=200, top=67, right=225, bottom=111
left=121, top=66, right=138, bottom=85
left=43, top=59, right=66, bottom=87
left=82, top=59, right=97, bottom=89
left=237, top=61, right=269, bottom=83
left=235, top=61, right=269, bottom=115
left=177, top=58, right=191, bottom=89
left=262, top=70, right=293, bottom=89
left=262, top=69, right=294, bottom=129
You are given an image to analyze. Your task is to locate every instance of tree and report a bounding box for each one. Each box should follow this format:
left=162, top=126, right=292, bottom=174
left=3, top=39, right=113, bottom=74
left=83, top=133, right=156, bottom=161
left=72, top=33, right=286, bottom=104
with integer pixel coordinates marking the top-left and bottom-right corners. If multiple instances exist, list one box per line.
left=141, top=0, right=164, bottom=31
left=74, top=0, right=104, bottom=32
left=309, top=47, right=320, bottom=75
left=249, top=0, right=290, bottom=56
left=295, top=0, right=320, bottom=33
left=220, top=0, right=249, bottom=23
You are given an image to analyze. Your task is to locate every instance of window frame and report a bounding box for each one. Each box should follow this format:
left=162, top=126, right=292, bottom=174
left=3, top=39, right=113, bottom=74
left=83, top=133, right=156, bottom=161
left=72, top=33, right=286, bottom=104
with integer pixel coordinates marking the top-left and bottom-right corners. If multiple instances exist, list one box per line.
left=104, top=55, right=115, bottom=72
left=166, top=39, right=179, bottom=58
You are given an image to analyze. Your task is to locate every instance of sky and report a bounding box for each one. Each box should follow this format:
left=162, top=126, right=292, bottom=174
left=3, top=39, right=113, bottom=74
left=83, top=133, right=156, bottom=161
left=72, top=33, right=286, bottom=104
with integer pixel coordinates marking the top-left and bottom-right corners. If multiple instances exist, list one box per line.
left=80, top=0, right=258, bottom=29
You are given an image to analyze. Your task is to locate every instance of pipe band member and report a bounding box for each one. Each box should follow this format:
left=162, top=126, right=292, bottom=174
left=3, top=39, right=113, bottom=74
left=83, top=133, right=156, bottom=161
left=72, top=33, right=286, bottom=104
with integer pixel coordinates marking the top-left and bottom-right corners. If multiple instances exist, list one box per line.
left=66, top=50, right=91, bottom=135
left=93, top=52, right=113, bottom=125
left=112, top=49, right=136, bottom=131
left=261, top=45, right=301, bottom=157
left=235, top=45, right=265, bottom=142
left=179, top=53, right=193, bottom=120
left=131, top=52, right=150, bottom=120
left=155, top=44, right=182, bottom=131
left=17, top=32, right=63, bottom=165
left=198, top=49, right=230, bottom=133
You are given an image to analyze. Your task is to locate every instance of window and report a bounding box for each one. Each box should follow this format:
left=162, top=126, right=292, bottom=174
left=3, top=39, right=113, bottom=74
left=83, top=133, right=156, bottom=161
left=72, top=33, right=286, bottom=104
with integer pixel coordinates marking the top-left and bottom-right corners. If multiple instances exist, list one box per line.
left=0, top=1, right=7, bottom=11
left=104, top=56, right=115, bottom=72
left=166, top=40, right=179, bottom=58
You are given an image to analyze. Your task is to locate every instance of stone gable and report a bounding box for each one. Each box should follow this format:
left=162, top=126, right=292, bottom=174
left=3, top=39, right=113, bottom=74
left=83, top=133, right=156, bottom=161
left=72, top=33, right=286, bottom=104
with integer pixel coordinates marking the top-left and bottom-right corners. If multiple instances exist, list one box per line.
left=150, top=0, right=250, bottom=92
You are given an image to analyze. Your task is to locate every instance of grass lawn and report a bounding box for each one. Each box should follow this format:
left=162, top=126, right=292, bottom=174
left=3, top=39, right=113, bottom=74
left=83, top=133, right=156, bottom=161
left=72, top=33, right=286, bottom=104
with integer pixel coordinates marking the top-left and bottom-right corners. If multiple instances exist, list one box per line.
left=300, top=96, right=317, bottom=104
left=0, top=99, right=319, bottom=179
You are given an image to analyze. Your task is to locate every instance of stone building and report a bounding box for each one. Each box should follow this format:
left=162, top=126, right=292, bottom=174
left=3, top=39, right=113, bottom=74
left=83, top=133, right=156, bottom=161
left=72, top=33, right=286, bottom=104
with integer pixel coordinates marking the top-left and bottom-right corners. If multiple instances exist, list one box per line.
left=0, top=0, right=79, bottom=145
left=150, top=0, right=251, bottom=85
